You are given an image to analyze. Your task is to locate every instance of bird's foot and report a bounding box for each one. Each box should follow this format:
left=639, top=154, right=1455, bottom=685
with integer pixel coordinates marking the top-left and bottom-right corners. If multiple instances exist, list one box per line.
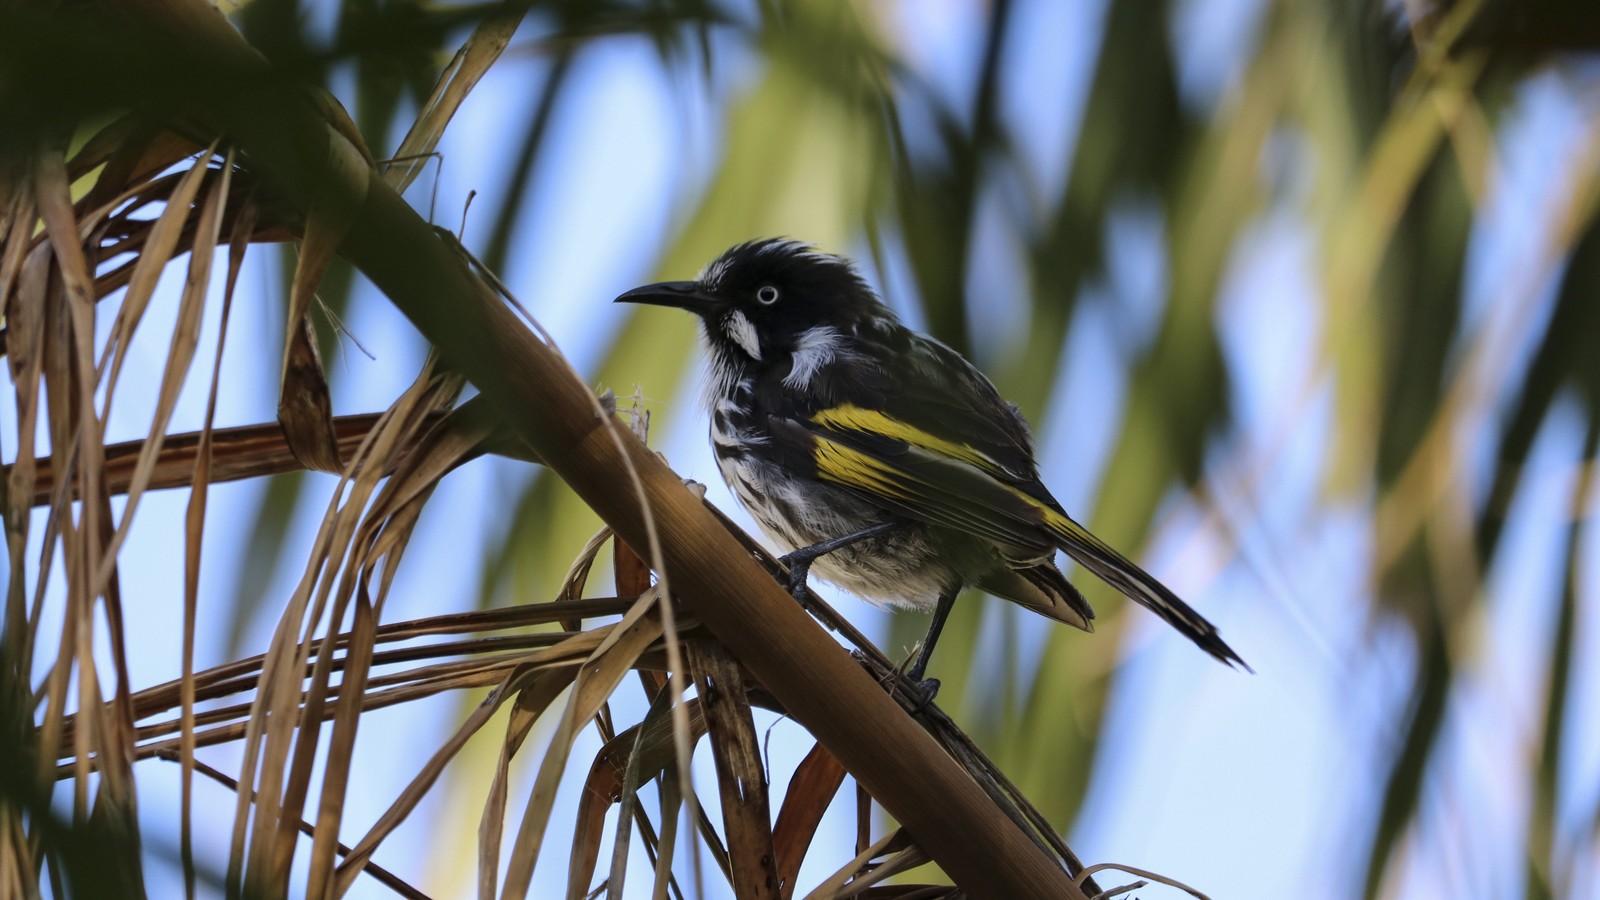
left=901, top=676, right=940, bottom=714
left=775, top=551, right=815, bottom=605
left=846, top=649, right=939, bottom=713
left=897, top=654, right=941, bottom=712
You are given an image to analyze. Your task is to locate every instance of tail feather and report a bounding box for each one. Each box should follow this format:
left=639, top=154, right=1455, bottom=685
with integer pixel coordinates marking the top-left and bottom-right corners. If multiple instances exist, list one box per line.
left=1045, top=511, right=1250, bottom=671
left=976, top=564, right=1095, bottom=633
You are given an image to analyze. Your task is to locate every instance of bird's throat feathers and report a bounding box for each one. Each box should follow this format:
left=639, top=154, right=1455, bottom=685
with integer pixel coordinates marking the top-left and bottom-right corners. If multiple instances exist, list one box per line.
left=703, top=318, right=847, bottom=406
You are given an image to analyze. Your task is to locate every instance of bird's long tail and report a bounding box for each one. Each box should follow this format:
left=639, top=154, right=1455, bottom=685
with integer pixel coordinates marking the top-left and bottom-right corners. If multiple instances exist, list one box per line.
left=1044, top=509, right=1250, bottom=670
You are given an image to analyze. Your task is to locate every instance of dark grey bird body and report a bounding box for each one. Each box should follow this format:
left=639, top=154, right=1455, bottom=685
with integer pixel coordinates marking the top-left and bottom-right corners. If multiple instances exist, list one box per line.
left=707, top=343, right=1017, bottom=615
left=618, top=239, right=1246, bottom=676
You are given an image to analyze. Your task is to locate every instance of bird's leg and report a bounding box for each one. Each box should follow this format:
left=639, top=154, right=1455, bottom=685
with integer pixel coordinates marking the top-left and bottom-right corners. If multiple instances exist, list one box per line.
left=777, top=520, right=901, bottom=600
left=903, top=588, right=958, bottom=708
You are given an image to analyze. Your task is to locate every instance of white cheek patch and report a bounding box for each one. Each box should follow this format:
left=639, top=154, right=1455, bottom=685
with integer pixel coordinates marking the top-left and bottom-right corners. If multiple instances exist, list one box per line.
left=723, top=310, right=762, bottom=360
left=783, top=326, right=839, bottom=389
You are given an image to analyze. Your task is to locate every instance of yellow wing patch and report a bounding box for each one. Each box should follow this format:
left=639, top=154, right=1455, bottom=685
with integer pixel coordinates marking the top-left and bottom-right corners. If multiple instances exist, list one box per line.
left=809, top=403, right=1116, bottom=557
left=807, top=428, right=1052, bottom=551
left=809, top=437, right=915, bottom=500
left=809, top=403, right=1001, bottom=473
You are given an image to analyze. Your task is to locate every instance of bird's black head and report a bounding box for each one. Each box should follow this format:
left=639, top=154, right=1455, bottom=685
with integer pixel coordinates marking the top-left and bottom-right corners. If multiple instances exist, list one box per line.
left=615, top=239, right=883, bottom=363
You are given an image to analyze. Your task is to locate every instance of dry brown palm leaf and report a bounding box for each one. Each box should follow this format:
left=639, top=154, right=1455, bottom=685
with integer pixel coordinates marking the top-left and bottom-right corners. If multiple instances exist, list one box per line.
left=500, top=588, right=666, bottom=899
left=230, top=364, right=459, bottom=897
left=772, top=743, right=849, bottom=900
left=51, top=610, right=646, bottom=774
left=6, top=138, right=303, bottom=899
left=382, top=5, right=524, bottom=195
left=29, top=143, right=140, bottom=862
left=567, top=695, right=708, bottom=900
left=687, top=638, right=779, bottom=899
left=92, top=146, right=228, bottom=599
left=16, top=394, right=536, bottom=509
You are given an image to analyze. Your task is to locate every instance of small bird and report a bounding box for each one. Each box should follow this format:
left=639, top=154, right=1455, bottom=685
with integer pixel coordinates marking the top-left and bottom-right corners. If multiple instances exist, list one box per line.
left=617, top=239, right=1247, bottom=692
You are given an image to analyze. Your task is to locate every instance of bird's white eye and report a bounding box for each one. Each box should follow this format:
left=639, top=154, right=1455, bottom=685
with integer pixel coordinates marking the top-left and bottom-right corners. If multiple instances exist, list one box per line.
left=756, top=285, right=780, bottom=305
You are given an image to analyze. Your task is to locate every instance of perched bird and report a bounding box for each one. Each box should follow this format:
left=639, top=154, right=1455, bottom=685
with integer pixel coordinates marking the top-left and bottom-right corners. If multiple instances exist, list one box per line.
left=617, top=239, right=1247, bottom=692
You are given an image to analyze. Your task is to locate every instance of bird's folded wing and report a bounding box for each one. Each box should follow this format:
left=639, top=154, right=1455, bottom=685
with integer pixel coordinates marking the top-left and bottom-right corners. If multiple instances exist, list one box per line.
left=764, top=410, right=1058, bottom=560
left=766, top=406, right=1249, bottom=668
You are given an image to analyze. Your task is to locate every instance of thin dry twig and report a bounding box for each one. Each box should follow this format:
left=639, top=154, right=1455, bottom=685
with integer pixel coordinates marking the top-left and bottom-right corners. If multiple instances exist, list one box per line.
left=153, top=749, right=432, bottom=900
left=1074, top=862, right=1212, bottom=900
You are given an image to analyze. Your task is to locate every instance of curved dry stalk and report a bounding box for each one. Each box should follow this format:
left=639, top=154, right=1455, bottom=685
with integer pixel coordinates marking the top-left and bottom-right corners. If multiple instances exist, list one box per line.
left=801, top=829, right=909, bottom=900
left=1074, top=862, right=1211, bottom=900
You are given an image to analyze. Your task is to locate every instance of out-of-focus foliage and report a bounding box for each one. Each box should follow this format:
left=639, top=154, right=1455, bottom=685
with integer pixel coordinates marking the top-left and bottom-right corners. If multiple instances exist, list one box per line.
left=3, top=0, right=1599, bottom=896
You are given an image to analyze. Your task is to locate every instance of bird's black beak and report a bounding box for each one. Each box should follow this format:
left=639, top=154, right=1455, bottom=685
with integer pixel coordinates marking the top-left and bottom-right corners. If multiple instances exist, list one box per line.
left=614, top=281, right=722, bottom=316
